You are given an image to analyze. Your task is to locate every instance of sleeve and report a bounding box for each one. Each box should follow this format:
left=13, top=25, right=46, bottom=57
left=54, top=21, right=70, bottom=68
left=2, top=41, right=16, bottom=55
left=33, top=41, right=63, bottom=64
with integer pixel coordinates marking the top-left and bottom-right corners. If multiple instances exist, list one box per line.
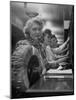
left=52, top=40, right=69, bottom=54
left=11, top=42, right=33, bottom=91
left=46, top=46, right=56, bottom=61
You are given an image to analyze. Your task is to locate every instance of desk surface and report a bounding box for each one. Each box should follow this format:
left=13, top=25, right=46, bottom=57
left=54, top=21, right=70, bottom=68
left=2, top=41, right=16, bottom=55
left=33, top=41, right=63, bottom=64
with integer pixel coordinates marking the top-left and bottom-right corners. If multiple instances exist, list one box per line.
left=46, top=69, right=72, bottom=74
left=27, top=75, right=73, bottom=92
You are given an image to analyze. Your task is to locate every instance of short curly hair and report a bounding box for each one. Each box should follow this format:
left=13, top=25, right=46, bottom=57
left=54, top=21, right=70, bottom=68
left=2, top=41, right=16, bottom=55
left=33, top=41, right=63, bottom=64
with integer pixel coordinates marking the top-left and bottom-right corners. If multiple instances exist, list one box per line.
left=23, top=17, right=44, bottom=38
left=43, top=29, right=52, bottom=38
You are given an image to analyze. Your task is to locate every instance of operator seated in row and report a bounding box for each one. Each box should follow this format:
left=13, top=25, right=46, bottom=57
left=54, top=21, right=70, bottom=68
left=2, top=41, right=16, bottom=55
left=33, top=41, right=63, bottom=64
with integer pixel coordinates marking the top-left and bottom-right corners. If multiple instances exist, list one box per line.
left=42, top=29, right=70, bottom=70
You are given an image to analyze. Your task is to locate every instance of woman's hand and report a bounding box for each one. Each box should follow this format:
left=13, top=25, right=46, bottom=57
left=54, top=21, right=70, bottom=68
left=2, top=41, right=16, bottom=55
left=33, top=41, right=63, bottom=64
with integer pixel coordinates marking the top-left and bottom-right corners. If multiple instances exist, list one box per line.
left=67, top=36, right=70, bottom=43
left=42, top=68, right=46, bottom=75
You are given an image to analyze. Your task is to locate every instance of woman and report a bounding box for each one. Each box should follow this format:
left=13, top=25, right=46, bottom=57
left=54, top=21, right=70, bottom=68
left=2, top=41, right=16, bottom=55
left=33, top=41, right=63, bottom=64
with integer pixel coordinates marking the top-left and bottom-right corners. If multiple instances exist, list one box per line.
left=11, top=17, right=46, bottom=96
left=42, top=29, right=69, bottom=69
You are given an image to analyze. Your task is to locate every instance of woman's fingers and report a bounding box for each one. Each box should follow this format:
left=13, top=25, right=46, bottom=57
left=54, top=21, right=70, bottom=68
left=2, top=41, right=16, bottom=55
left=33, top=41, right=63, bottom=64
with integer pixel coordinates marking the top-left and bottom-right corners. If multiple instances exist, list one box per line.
left=42, top=68, right=46, bottom=75
left=67, top=37, right=70, bottom=43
